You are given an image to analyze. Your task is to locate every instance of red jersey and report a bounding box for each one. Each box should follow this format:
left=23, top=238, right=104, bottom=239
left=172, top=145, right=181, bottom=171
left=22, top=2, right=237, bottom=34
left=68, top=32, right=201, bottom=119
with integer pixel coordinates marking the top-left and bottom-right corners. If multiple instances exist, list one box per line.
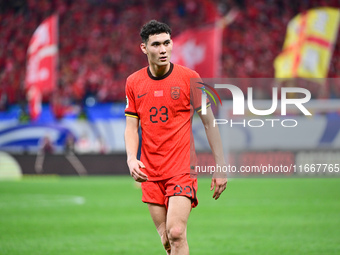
left=125, top=63, right=209, bottom=181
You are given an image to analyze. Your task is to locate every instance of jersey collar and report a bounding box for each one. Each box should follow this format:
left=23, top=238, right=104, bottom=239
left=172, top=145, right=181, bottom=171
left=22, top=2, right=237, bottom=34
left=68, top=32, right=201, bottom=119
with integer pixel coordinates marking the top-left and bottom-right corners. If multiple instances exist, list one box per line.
left=147, top=63, right=174, bottom=80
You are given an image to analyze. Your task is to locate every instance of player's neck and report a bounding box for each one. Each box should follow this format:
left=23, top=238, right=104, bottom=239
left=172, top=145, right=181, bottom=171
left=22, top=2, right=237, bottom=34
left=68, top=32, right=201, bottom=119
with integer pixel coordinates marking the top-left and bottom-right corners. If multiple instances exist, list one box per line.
left=148, top=63, right=170, bottom=78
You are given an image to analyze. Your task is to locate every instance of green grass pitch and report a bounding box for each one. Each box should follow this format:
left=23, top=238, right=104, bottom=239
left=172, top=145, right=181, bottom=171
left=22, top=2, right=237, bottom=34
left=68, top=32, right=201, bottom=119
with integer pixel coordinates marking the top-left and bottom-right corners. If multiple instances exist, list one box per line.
left=0, top=176, right=339, bottom=255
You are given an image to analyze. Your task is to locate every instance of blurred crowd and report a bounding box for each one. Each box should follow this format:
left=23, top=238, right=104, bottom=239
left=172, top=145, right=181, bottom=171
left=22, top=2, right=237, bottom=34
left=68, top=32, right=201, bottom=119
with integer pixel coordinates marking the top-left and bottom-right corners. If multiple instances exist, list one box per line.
left=1, top=0, right=340, bottom=113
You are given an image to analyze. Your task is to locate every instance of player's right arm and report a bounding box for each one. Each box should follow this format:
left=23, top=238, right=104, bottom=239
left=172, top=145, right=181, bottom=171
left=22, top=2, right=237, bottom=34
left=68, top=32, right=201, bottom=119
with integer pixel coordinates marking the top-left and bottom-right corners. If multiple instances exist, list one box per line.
left=125, top=75, right=148, bottom=182
left=125, top=116, right=148, bottom=182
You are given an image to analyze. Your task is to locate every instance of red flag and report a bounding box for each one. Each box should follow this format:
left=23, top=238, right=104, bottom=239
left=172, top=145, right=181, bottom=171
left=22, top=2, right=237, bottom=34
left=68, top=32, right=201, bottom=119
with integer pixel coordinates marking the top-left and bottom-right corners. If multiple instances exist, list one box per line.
left=171, top=26, right=222, bottom=77
left=25, top=14, right=58, bottom=120
left=26, top=14, right=58, bottom=92
left=154, top=90, right=163, bottom=97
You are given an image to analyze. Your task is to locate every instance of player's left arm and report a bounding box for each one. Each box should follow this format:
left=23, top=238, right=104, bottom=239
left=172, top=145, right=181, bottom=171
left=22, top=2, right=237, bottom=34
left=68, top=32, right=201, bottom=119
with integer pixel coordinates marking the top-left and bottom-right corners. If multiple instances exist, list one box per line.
left=198, top=106, right=228, bottom=200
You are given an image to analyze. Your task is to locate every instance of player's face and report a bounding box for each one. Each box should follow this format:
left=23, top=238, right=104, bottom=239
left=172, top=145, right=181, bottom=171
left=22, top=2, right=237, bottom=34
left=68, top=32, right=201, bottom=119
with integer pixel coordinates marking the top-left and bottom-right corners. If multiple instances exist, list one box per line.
left=141, top=33, right=173, bottom=67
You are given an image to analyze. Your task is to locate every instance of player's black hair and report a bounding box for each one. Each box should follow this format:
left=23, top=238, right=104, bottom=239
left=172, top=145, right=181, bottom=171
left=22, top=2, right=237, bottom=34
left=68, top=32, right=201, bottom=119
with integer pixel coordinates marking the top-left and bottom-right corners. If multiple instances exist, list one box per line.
left=140, top=20, right=172, bottom=44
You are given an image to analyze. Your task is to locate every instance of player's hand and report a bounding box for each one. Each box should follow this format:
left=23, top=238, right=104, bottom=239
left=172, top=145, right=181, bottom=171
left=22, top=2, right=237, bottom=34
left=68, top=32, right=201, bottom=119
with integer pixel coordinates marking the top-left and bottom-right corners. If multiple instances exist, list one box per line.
left=127, top=158, right=148, bottom=182
left=210, top=176, right=227, bottom=200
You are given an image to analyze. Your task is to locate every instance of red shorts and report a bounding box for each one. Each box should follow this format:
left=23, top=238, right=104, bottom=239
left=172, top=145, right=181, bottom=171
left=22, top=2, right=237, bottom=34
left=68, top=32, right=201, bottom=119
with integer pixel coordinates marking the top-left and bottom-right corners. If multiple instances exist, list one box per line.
left=141, top=173, right=198, bottom=209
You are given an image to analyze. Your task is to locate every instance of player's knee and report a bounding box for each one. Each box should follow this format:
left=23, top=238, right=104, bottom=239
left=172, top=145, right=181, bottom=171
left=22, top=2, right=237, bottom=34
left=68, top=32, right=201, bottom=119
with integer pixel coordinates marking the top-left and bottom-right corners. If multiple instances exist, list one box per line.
left=167, top=225, right=186, bottom=243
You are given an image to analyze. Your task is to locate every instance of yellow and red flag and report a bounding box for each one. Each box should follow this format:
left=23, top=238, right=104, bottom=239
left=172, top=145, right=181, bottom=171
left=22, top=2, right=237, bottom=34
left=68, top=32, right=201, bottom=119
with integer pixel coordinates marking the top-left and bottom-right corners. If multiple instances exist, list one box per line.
left=274, top=7, right=340, bottom=78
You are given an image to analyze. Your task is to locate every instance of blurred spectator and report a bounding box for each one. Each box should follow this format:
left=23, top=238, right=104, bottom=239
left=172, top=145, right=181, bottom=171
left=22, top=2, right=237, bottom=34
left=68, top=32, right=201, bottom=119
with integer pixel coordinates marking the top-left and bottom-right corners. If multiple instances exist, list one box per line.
left=35, top=134, right=54, bottom=173
left=64, top=133, right=88, bottom=175
left=64, top=132, right=76, bottom=154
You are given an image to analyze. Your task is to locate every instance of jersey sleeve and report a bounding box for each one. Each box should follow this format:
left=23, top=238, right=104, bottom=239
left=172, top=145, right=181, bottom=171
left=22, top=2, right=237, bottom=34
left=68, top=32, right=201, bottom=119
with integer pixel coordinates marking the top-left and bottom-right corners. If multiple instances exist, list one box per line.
left=190, top=75, right=211, bottom=113
left=125, top=78, right=139, bottom=119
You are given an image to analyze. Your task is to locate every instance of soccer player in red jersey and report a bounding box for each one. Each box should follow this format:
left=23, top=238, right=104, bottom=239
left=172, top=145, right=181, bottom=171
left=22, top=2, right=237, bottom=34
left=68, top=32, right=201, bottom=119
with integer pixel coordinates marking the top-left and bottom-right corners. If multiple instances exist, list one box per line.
left=125, top=20, right=227, bottom=255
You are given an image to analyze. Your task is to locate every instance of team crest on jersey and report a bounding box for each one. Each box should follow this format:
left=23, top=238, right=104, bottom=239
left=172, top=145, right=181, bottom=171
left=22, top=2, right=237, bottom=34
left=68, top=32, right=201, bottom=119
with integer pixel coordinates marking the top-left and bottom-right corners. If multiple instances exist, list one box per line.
left=171, top=87, right=180, bottom=100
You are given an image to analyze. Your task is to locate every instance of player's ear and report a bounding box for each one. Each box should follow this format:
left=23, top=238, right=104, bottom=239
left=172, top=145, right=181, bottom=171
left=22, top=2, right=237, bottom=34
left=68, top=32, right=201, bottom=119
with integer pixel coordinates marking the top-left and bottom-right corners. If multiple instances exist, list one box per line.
left=140, top=43, right=147, bottom=54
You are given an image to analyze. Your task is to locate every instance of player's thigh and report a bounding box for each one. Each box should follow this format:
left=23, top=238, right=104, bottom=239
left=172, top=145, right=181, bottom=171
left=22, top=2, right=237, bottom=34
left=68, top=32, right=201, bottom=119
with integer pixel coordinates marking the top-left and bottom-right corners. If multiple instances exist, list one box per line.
left=166, top=196, right=192, bottom=236
left=147, top=203, right=167, bottom=235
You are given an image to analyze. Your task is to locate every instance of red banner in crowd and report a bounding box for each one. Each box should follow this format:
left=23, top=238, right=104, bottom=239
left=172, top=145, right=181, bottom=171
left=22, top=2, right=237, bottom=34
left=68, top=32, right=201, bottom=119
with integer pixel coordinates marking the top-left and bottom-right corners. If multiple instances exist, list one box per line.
left=25, top=14, right=58, bottom=120
left=171, top=26, right=222, bottom=78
